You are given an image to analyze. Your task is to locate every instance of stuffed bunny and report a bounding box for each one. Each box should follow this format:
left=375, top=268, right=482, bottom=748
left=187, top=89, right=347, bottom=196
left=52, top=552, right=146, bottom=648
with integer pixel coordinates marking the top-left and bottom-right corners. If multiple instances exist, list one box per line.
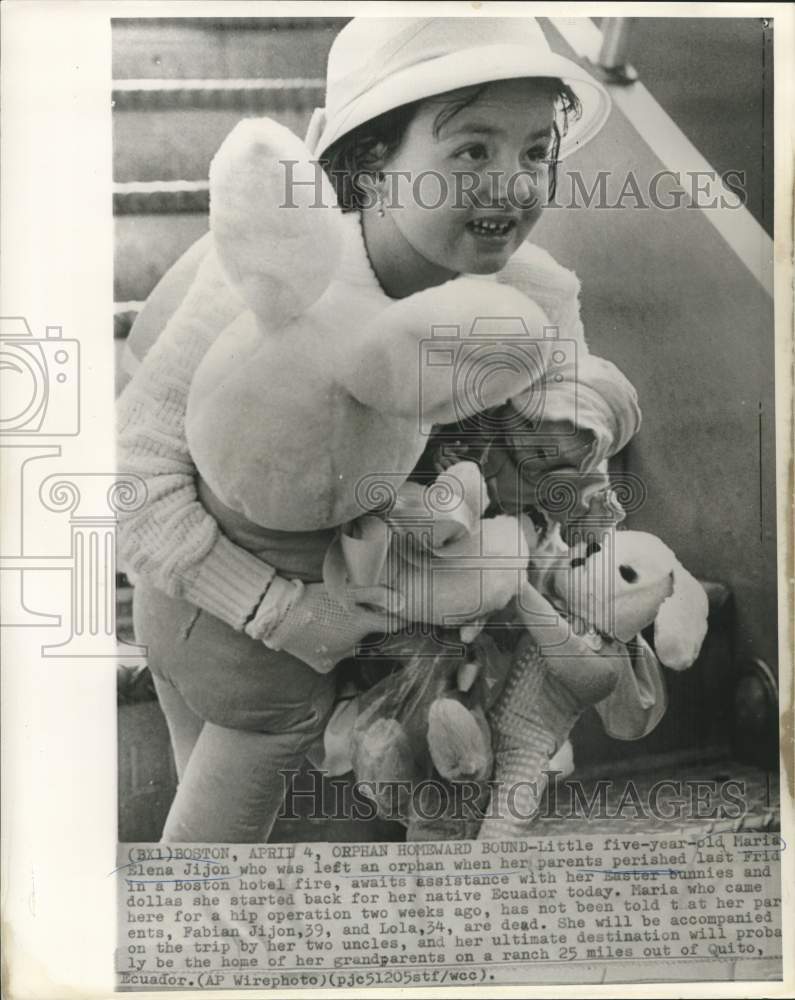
left=478, top=529, right=709, bottom=840
left=322, top=460, right=529, bottom=628
left=185, top=117, right=557, bottom=537
left=544, top=530, right=710, bottom=670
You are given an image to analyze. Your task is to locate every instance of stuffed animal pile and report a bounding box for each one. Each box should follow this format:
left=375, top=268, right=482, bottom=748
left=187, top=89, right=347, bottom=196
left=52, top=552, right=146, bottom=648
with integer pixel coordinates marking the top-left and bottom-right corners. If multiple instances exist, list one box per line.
left=346, top=520, right=709, bottom=840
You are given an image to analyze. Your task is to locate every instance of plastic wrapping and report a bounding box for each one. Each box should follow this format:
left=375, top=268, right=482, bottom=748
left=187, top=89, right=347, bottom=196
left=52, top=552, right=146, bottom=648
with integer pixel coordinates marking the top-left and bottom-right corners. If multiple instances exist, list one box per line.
left=349, top=625, right=517, bottom=840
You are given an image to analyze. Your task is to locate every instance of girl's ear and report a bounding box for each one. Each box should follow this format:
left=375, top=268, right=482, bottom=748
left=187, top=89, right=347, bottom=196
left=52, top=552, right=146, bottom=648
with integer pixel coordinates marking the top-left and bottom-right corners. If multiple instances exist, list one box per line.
left=355, top=141, right=390, bottom=211
left=355, top=170, right=384, bottom=213
left=366, top=142, right=390, bottom=172
left=653, top=561, right=709, bottom=670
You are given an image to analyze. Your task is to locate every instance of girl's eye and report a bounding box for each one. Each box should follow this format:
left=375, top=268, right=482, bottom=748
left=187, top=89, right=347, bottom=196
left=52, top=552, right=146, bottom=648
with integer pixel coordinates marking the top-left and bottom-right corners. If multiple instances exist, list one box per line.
left=525, top=144, right=552, bottom=163
left=456, top=143, right=489, bottom=163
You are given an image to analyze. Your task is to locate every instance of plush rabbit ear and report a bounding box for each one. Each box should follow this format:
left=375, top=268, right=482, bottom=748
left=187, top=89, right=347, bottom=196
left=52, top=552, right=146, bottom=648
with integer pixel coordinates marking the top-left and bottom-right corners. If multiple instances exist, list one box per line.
left=210, top=117, right=343, bottom=326
left=653, top=561, right=709, bottom=670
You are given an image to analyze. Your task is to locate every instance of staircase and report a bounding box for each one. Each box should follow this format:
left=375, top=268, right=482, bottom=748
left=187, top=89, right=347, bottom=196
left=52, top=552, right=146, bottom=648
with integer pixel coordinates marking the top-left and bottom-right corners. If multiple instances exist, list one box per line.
left=112, top=18, right=345, bottom=345
left=113, top=17, right=778, bottom=843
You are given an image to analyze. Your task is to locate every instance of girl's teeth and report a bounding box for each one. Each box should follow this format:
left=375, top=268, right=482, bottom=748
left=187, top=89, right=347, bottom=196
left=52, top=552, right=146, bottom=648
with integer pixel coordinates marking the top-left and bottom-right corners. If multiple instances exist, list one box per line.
left=471, top=220, right=513, bottom=235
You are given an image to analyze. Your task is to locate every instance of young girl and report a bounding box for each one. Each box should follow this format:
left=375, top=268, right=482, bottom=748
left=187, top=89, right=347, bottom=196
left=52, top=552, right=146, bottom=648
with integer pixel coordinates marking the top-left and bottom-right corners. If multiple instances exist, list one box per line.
left=117, top=16, right=615, bottom=842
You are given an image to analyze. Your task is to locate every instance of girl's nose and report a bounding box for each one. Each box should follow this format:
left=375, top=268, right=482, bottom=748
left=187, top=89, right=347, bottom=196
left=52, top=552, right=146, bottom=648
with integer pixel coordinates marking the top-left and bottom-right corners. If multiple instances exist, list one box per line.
left=491, top=155, right=519, bottom=206
left=509, top=165, right=546, bottom=211
left=481, top=156, right=545, bottom=211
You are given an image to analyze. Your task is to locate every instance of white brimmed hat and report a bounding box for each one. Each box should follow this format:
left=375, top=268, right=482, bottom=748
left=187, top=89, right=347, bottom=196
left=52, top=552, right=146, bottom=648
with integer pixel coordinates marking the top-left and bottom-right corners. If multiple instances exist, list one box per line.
left=305, top=17, right=611, bottom=160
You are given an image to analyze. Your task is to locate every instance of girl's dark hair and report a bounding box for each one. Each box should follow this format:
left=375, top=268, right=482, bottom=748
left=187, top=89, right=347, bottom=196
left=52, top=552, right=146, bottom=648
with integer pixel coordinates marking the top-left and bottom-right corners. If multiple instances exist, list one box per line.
left=320, top=79, right=582, bottom=212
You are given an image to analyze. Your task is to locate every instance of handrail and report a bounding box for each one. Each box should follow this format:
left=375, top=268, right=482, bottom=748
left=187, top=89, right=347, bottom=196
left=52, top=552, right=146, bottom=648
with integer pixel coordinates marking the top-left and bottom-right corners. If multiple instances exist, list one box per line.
left=594, top=17, right=639, bottom=85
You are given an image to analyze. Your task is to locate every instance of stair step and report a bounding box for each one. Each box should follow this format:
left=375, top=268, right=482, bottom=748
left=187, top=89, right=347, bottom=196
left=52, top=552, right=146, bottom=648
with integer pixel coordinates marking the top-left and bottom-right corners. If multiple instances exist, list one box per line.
left=114, top=181, right=209, bottom=216
left=113, top=103, right=314, bottom=182
left=113, top=77, right=324, bottom=110
left=114, top=212, right=207, bottom=301
left=113, top=17, right=344, bottom=81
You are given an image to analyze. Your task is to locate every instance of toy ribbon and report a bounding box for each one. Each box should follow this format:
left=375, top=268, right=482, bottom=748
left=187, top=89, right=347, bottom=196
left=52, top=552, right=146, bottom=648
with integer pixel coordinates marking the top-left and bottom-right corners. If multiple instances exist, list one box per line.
left=594, top=635, right=667, bottom=739
left=322, top=462, right=488, bottom=613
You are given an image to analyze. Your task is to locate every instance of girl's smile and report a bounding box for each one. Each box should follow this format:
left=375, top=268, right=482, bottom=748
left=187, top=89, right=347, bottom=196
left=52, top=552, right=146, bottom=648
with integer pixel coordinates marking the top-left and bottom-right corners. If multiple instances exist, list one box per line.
left=465, top=212, right=523, bottom=249
left=362, top=78, right=558, bottom=298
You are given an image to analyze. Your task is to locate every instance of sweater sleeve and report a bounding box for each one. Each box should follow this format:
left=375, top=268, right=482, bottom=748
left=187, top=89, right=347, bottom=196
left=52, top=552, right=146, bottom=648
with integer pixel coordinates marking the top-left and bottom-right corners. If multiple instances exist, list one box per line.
left=495, top=241, right=589, bottom=356
left=116, top=247, right=280, bottom=630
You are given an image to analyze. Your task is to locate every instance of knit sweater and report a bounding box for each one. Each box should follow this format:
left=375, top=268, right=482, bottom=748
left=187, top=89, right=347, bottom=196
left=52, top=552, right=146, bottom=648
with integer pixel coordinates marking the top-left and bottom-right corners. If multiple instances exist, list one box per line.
left=116, top=211, right=590, bottom=632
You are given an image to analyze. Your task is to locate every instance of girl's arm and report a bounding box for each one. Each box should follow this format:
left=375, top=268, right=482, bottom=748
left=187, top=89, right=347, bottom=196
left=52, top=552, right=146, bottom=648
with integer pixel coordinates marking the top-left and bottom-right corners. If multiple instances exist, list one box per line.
left=117, top=246, right=278, bottom=630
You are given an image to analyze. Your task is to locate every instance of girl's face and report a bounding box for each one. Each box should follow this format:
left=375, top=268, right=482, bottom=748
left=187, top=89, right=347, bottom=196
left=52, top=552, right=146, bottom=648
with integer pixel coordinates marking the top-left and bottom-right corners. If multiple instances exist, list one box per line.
left=378, top=78, right=557, bottom=278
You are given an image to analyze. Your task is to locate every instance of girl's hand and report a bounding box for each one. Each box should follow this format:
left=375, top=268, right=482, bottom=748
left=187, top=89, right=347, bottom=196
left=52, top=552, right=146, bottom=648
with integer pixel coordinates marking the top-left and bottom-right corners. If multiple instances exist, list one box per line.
left=253, top=580, right=404, bottom=674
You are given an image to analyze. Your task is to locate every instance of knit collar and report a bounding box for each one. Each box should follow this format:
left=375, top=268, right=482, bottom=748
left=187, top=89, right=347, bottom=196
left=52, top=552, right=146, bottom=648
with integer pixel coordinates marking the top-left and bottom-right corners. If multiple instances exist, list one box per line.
left=336, top=211, right=391, bottom=296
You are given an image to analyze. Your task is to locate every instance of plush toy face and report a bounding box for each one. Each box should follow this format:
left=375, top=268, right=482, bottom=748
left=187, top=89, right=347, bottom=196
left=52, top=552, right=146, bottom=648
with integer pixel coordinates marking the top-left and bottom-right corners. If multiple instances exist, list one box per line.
left=552, top=530, right=673, bottom=641
left=547, top=529, right=708, bottom=670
